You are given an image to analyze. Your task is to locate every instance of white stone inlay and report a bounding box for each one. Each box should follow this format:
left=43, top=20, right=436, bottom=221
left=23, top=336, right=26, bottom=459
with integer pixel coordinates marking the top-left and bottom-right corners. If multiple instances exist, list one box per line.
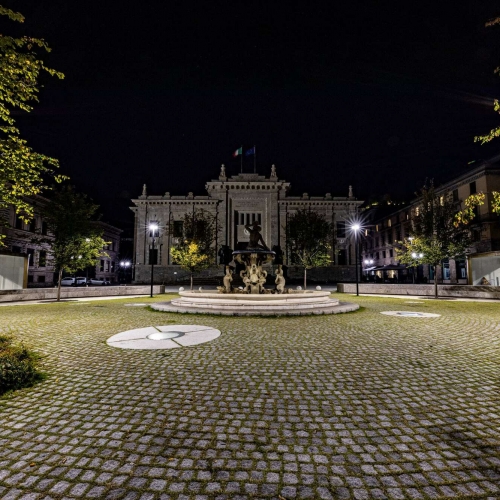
left=380, top=311, right=441, bottom=318
left=107, top=325, right=221, bottom=350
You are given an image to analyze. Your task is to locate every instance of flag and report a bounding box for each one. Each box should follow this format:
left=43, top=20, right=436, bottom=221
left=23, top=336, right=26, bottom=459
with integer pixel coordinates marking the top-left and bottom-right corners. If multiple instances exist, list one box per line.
left=232, top=147, right=242, bottom=157
left=245, top=146, right=255, bottom=156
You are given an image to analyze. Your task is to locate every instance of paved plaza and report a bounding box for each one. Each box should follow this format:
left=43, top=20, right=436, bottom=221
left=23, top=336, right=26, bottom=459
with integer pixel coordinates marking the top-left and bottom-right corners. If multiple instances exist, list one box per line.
left=0, top=294, right=499, bottom=499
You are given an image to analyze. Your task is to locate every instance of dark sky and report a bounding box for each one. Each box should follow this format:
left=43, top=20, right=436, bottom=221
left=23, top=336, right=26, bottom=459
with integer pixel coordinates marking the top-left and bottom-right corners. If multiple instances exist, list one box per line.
left=4, top=1, right=500, bottom=230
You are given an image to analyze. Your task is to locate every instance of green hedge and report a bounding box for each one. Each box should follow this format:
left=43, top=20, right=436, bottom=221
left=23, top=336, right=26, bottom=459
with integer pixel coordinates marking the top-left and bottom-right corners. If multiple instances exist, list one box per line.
left=0, top=335, right=45, bottom=395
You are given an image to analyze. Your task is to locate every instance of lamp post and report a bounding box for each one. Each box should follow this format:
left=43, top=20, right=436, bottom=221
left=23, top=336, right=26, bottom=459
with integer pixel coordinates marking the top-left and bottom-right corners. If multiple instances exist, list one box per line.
left=149, top=222, right=159, bottom=298
left=120, top=260, right=131, bottom=284
left=352, top=223, right=361, bottom=296
left=411, top=251, right=424, bottom=284
left=363, top=259, right=374, bottom=282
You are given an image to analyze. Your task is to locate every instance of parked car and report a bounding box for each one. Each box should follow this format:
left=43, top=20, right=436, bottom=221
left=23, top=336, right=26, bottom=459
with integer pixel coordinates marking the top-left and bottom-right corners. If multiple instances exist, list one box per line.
left=60, top=277, right=76, bottom=287
left=60, top=277, right=88, bottom=286
left=87, top=278, right=110, bottom=286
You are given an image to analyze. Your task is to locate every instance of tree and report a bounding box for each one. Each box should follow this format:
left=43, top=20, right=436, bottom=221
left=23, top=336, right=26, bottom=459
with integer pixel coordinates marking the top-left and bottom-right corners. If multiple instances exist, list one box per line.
left=0, top=7, right=65, bottom=244
left=170, top=242, right=211, bottom=290
left=286, top=209, right=332, bottom=289
left=396, top=184, right=484, bottom=298
left=38, top=187, right=107, bottom=301
left=177, top=208, right=218, bottom=255
left=169, top=209, right=218, bottom=288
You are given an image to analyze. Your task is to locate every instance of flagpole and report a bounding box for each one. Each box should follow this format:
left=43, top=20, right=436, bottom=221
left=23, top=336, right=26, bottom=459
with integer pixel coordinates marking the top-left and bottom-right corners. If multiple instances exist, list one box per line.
left=240, top=145, right=243, bottom=173
left=254, top=145, right=256, bottom=173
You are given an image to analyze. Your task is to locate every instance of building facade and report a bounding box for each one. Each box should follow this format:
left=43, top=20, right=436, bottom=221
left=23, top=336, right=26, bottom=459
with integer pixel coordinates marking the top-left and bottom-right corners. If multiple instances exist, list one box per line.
left=361, top=155, right=500, bottom=285
left=130, top=165, right=363, bottom=283
left=0, top=196, right=122, bottom=286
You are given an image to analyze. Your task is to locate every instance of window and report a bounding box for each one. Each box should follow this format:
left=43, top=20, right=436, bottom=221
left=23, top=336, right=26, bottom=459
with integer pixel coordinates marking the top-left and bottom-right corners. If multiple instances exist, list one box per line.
left=382, top=250, right=386, bottom=259
left=389, top=249, right=393, bottom=258
left=41, top=221, right=48, bottom=235
left=28, top=219, right=37, bottom=232
left=453, top=189, right=459, bottom=202
left=337, top=249, right=347, bottom=265
left=100, top=260, right=104, bottom=272
left=470, top=181, right=476, bottom=195
left=15, top=215, right=23, bottom=230
left=39, top=251, right=47, bottom=267
left=456, top=259, right=466, bottom=279
left=336, top=221, right=346, bottom=238
left=442, top=259, right=450, bottom=280
left=388, top=219, right=392, bottom=227
left=376, top=252, right=379, bottom=260
left=27, top=275, right=33, bottom=283
left=173, top=221, right=183, bottom=238
left=395, top=228, right=401, bottom=242
left=12, top=245, right=21, bottom=253
left=111, top=261, right=115, bottom=272
left=149, top=248, right=158, bottom=265
left=38, top=275, right=45, bottom=283
left=106, top=261, right=110, bottom=272
left=375, top=224, right=379, bottom=232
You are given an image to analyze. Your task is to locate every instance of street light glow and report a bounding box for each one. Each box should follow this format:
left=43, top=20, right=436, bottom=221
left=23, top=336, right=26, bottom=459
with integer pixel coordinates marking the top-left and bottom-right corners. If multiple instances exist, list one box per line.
left=352, top=223, right=361, bottom=231
left=412, top=252, right=417, bottom=258
left=149, top=223, right=159, bottom=232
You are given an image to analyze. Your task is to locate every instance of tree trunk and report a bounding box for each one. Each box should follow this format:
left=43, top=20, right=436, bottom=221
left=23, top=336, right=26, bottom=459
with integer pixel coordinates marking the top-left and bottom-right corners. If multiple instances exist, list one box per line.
left=304, top=268, right=307, bottom=290
left=57, top=269, right=62, bottom=302
left=434, top=265, right=438, bottom=299
left=190, top=273, right=193, bottom=291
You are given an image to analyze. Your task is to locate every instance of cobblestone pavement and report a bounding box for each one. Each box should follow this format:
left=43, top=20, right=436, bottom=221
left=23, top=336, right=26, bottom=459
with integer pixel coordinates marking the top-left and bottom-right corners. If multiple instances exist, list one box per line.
left=1, top=294, right=499, bottom=499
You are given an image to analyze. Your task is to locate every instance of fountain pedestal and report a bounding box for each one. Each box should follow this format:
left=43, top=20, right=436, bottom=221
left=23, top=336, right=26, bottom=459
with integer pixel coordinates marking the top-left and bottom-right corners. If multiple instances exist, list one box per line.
left=233, top=249, right=275, bottom=294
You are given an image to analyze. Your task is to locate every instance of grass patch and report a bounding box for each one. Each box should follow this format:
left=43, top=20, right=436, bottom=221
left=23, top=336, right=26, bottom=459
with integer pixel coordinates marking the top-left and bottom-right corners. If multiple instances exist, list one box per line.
left=0, top=335, right=46, bottom=396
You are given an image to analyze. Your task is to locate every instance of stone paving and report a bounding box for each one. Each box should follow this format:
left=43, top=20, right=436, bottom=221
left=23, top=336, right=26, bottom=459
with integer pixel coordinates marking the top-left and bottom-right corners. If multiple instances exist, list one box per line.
left=0, top=294, right=499, bottom=499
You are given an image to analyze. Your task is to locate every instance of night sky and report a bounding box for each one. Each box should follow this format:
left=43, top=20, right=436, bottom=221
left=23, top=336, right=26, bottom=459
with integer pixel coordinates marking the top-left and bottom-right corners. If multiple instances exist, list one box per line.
left=4, top=1, right=500, bottom=230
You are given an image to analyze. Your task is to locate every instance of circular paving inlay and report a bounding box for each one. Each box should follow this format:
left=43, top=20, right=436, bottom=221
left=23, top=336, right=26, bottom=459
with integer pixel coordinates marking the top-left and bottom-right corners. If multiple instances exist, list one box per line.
left=147, top=331, right=184, bottom=340
left=381, top=311, right=441, bottom=318
left=107, top=325, right=220, bottom=350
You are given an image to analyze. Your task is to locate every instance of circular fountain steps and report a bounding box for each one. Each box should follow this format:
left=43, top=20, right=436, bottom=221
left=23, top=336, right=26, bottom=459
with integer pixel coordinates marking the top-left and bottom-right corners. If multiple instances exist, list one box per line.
left=151, top=290, right=359, bottom=316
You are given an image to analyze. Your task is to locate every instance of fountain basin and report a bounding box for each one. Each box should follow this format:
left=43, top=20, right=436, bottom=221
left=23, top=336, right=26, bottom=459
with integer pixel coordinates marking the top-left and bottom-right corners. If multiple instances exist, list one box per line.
left=151, top=290, right=359, bottom=316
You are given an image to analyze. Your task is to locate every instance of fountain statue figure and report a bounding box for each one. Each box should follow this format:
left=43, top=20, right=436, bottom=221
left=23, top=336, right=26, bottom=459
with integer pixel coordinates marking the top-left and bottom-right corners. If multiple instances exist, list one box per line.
left=245, top=221, right=269, bottom=250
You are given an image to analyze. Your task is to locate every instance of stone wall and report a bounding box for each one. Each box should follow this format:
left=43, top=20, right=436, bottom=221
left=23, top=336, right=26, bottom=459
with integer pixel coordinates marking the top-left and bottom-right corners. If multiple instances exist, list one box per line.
left=0, top=285, right=165, bottom=303
left=134, top=265, right=222, bottom=284
left=337, top=283, right=500, bottom=300
left=286, top=266, right=357, bottom=283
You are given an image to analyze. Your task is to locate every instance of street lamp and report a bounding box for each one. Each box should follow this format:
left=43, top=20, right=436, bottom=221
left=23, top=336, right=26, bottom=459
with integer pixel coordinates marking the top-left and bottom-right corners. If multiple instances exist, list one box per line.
left=351, top=223, right=361, bottom=296
left=411, top=252, right=424, bottom=283
left=120, top=260, right=131, bottom=284
left=148, top=222, right=159, bottom=298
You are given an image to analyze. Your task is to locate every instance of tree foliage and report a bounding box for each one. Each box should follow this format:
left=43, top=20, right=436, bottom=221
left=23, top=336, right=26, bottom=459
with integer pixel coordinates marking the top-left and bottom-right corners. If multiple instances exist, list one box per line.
left=0, top=6, right=65, bottom=240
left=396, top=184, right=484, bottom=297
left=492, top=191, right=500, bottom=215
left=170, top=242, right=211, bottom=290
left=286, top=209, right=332, bottom=288
left=175, top=209, right=218, bottom=254
left=38, top=187, right=107, bottom=300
